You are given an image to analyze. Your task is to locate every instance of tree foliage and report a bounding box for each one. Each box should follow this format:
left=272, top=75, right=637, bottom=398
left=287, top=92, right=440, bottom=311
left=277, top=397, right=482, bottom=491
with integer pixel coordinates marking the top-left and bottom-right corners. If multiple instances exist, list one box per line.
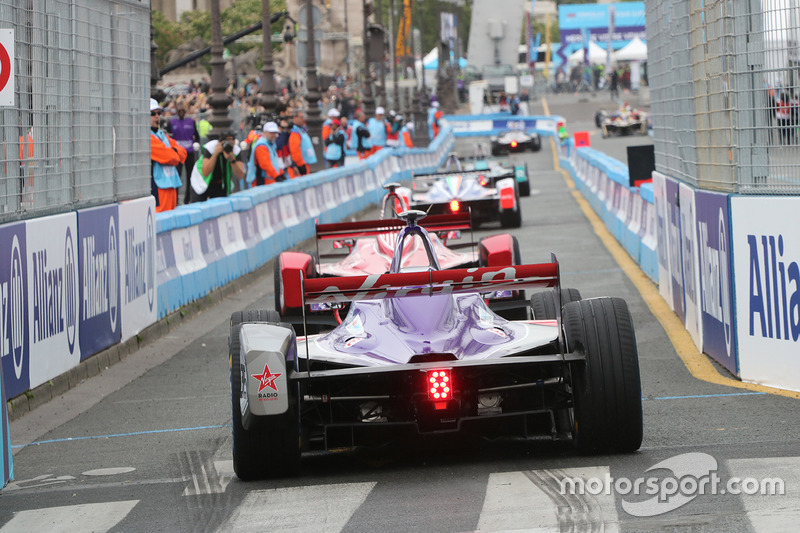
left=153, top=0, right=288, bottom=70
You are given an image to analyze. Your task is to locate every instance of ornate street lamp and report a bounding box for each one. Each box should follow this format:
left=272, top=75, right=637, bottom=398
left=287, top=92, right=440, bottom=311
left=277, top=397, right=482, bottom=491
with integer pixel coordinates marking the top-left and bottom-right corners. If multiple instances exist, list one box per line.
left=362, top=0, right=376, bottom=115
left=258, top=0, right=278, bottom=116
left=208, top=0, right=233, bottom=136
left=304, top=0, right=324, bottom=168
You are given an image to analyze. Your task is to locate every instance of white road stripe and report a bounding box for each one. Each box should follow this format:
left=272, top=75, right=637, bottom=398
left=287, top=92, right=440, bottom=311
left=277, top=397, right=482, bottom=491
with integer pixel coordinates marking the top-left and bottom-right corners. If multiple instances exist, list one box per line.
left=478, top=467, right=619, bottom=532
left=0, top=500, right=138, bottom=533
left=217, top=482, right=376, bottom=533
left=726, top=457, right=797, bottom=533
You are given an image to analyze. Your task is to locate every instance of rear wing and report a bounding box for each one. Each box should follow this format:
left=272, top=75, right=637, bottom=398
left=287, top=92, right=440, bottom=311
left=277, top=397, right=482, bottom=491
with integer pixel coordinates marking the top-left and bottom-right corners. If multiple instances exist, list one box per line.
left=315, top=213, right=472, bottom=241
left=302, top=261, right=559, bottom=305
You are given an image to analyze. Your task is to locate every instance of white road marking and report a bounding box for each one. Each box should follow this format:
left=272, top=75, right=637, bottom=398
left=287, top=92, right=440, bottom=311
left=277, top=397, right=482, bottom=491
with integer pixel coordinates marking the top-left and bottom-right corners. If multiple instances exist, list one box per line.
left=477, top=467, right=619, bottom=532
left=4, top=474, right=75, bottom=491
left=726, top=457, right=796, bottom=533
left=0, top=500, right=138, bottom=533
left=217, top=482, right=376, bottom=533
left=82, top=467, right=136, bottom=476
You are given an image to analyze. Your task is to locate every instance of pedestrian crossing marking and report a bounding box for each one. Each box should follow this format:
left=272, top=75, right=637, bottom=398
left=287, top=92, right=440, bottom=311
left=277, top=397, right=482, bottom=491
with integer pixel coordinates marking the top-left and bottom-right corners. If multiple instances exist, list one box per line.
left=477, top=467, right=619, bottom=532
left=0, top=500, right=138, bottom=533
left=217, top=482, right=376, bottom=533
left=726, top=457, right=796, bottom=533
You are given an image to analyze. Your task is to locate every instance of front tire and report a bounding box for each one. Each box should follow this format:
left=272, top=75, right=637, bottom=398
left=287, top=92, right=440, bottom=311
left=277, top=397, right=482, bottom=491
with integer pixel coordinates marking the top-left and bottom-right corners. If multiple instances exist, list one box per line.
left=562, top=298, right=643, bottom=454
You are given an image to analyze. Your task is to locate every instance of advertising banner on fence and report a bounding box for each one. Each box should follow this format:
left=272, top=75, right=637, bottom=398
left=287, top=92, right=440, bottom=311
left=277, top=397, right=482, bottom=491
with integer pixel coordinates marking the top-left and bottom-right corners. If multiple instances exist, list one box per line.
left=653, top=172, right=673, bottom=306
left=731, top=196, right=800, bottom=391
left=77, top=205, right=121, bottom=360
left=0, top=222, right=29, bottom=399
left=26, top=213, right=81, bottom=390
left=695, top=190, right=736, bottom=374
left=119, top=197, right=157, bottom=342
left=666, top=175, right=685, bottom=322
left=679, top=183, right=702, bottom=351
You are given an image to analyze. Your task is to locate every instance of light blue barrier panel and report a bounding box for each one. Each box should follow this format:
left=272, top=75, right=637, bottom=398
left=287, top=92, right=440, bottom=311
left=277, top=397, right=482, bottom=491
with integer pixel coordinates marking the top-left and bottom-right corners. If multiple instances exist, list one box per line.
left=638, top=183, right=658, bottom=282
left=443, top=114, right=565, bottom=139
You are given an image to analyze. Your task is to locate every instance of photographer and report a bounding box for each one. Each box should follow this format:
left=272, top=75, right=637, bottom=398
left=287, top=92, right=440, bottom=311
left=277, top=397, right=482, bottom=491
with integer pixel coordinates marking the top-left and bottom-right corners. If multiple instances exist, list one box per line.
left=190, top=132, right=245, bottom=202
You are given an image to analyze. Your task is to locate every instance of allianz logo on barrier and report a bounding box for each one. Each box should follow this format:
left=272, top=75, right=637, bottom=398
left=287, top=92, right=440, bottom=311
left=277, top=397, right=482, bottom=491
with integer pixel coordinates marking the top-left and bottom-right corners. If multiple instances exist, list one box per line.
left=31, top=226, right=78, bottom=354
left=1, top=235, right=26, bottom=379
left=747, top=234, right=800, bottom=342
left=697, top=213, right=732, bottom=357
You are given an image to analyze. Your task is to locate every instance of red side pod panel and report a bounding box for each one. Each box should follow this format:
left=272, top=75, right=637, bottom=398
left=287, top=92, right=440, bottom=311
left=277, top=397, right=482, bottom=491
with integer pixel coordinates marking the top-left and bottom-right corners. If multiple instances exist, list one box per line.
left=279, top=251, right=314, bottom=312
left=478, top=234, right=515, bottom=266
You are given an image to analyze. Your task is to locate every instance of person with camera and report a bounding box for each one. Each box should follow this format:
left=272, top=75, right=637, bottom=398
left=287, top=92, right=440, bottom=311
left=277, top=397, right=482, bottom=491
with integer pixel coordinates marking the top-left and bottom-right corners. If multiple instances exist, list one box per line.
left=150, top=98, right=187, bottom=213
left=247, top=122, right=284, bottom=186
left=190, top=132, right=245, bottom=202
left=324, top=118, right=346, bottom=168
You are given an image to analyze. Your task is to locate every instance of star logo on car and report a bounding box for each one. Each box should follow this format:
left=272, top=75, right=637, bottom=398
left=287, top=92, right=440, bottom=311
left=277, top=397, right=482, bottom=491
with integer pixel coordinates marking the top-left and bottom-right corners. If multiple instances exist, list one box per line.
left=252, top=363, right=281, bottom=392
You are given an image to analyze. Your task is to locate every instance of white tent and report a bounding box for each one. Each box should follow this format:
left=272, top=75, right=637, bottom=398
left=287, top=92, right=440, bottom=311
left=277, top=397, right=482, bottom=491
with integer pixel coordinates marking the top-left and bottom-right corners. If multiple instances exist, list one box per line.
left=567, top=41, right=609, bottom=65
left=614, top=37, right=648, bottom=62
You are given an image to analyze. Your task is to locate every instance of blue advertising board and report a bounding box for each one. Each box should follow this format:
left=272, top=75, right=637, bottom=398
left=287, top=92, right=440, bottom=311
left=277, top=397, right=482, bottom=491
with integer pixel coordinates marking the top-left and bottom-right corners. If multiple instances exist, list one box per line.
left=78, top=205, right=121, bottom=360
left=695, top=190, right=737, bottom=374
left=556, top=2, right=646, bottom=64
left=0, top=222, right=29, bottom=399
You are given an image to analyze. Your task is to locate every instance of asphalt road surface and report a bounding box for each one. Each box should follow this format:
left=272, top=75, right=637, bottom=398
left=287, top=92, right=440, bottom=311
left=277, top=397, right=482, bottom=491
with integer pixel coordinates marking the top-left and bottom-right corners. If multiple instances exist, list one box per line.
left=2, top=93, right=799, bottom=533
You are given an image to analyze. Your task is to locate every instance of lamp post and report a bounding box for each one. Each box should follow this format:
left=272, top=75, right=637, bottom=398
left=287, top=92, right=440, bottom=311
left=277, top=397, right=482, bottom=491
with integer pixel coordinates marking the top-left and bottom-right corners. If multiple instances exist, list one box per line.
left=376, top=0, right=386, bottom=107
left=208, top=0, right=233, bottom=137
left=258, top=0, right=278, bottom=117
left=362, top=0, right=375, bottom=115
left=390, top=0, right=399, bottom=111
left=409, top=2, right=427, bottom=146
left=304, top=0, right=324, bottom=169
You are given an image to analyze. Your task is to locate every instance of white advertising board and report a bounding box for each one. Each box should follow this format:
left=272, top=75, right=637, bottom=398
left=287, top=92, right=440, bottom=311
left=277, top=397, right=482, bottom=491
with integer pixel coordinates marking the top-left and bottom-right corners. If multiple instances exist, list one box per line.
left=119, top=197, right=157, bottom=342
left=26, top=213, right=81, bottom=389
left=679, top=183, right=703, bottom=350
left=731, top=196, right=800, bottom=392
left=652, top=171, right=673, bottom=308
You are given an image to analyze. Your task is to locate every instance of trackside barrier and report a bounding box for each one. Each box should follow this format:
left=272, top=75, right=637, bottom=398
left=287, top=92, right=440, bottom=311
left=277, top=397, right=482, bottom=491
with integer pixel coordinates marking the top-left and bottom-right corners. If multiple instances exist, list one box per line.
left=559, top=141, right=768, bottom=390
left=442, top=114, right=563, bottom=139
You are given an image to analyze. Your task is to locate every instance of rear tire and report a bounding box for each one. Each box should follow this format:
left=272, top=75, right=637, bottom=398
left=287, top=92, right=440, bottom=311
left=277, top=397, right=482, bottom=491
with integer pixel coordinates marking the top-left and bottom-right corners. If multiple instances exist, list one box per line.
left=499, top=183, right=522, bottom=229
left=562, top=298, right=643, bottom=454
left=529, top=288, right=583, bottom=320
left=518, top=164, right=531, bottom=198
left=230, top=322, right=300, bottom=480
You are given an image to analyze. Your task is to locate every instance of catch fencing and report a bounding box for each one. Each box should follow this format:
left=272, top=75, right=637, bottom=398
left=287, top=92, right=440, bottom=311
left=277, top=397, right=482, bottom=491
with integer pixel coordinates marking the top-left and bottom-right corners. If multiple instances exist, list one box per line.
left=646, top=0, right=800, bottom=194
left=0, top=0, right=151, bottom=223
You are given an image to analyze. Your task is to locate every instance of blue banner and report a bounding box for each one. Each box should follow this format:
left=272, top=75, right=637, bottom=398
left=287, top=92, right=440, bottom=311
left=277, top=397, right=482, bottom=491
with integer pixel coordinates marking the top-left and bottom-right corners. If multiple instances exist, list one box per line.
left=555, top=2, right=646, bottom=65
left=695, top=190, right=737, bottom=374
left=0, top=222, right=29, bottom=399
left=78, top=205, right=121, bottom=360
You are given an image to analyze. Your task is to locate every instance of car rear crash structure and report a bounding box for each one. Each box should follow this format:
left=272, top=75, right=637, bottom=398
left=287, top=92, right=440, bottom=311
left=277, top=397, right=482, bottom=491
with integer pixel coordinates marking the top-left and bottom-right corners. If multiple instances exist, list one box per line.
left=229, top=211, right=644, bottom=479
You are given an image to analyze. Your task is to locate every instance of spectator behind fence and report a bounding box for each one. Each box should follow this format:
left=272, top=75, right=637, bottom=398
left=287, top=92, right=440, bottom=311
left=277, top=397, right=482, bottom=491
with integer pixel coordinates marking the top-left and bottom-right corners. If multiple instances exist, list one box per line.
left=247, top=122, right=284, bottom=187
left=167, top=103, right=200, bottom=205
left=288, top=110, right=317, bottom=176
left=150, top=98, right=186, bottom=213
left=324, top=118, right=346, bottom=168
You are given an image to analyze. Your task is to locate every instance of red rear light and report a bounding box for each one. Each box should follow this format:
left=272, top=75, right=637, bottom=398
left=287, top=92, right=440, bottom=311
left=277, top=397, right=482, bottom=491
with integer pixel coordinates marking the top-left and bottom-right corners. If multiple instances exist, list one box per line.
left=427, top=370, right=452, bottom=400
left=478, top=175, right=488, bottom=186
left=449, top=200, right=460, bottom=213
left=510, top=140, right=518, bottom=148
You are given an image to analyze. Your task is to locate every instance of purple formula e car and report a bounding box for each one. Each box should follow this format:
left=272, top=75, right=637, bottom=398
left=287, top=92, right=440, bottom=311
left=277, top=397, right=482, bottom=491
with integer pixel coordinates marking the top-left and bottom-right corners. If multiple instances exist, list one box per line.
left=228, top=211, right=643, bottom=479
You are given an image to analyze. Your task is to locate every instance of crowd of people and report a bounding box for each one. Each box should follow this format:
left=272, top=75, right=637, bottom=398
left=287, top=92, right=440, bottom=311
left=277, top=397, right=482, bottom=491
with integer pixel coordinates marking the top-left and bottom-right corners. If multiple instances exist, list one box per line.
left=150, top=75, right=435, bottom=213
